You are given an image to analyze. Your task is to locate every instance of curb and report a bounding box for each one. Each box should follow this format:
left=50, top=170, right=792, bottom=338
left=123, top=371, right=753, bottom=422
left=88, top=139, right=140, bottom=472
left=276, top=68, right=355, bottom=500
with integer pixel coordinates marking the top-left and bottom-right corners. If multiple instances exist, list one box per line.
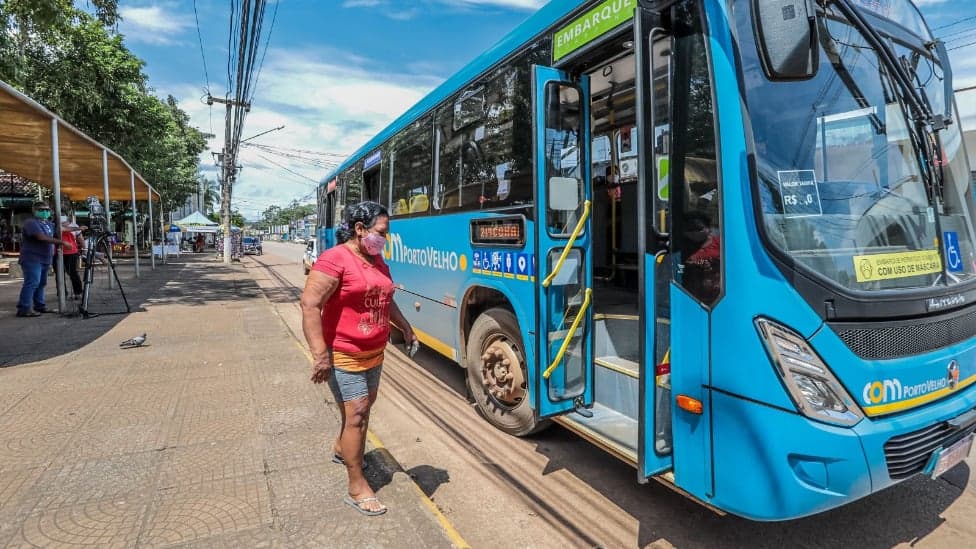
left=251, top=262, right=471, bottom=549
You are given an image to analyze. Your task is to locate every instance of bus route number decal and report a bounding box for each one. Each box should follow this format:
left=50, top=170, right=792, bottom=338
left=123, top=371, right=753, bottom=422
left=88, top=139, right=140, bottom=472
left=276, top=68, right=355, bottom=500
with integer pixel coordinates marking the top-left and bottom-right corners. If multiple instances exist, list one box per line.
left=777, top=170, right=823, bottom=218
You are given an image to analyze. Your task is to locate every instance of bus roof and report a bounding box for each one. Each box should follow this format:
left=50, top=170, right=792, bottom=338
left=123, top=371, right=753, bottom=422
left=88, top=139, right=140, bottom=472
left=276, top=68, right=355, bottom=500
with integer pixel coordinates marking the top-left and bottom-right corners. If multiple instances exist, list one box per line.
left=320, top=0, right=587, bottom=186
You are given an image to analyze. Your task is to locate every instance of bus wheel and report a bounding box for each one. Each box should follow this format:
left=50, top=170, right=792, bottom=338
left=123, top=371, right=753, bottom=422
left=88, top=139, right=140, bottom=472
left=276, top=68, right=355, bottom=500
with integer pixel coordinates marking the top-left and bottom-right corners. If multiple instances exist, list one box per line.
left=465, top=308, right=546, bottom=436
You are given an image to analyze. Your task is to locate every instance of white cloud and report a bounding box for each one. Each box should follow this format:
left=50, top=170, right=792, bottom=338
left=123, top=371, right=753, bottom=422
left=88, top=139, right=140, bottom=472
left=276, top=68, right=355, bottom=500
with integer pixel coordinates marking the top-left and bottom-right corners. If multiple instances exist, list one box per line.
left=343, top=0, right=545, bottom=16
left=168, top=48, right=440, bottom=218
left=448, top=0, right=546, bottom=8
left=119, top=5, right=193, bottom=45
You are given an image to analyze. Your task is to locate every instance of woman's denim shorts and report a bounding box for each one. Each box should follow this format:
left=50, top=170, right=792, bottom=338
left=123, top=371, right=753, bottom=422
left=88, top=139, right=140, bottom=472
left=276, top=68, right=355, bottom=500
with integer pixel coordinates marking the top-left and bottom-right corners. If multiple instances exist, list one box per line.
left=327, top=365, right=383, bottom=403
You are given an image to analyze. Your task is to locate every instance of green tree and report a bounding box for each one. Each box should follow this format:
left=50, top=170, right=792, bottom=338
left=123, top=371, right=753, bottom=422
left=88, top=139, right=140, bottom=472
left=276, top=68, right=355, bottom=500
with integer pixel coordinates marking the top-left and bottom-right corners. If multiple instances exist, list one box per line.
left=209, top=209, right=245, bottom=227
left=261, top=204, right=283, bottom=226
left=3, top=5, right=207, bottom=216
left=0, top=0, right=118, bottom=82
left=201, top=177, right=219, bottom=214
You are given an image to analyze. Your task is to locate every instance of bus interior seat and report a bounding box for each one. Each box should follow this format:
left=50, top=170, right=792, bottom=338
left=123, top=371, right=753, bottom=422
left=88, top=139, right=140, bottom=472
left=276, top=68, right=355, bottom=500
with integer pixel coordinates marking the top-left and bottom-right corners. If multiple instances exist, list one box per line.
left=394, top=199, right=408, bottom=215
left=441, top=191, right=459, bottom=210
left=409, top=194, right=429, bottom=213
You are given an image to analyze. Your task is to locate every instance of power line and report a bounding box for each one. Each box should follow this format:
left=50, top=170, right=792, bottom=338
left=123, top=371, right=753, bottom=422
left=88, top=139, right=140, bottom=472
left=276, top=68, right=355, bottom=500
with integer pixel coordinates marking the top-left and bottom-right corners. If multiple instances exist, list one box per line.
left=192, top=0, right=211, bottom=92
left=948, top=40, right=976, bottom=51
left=946, top=29, right=976, bottom=43
left=933, top=15, right=976, bottom=32
left=252, top=152, right=322, bottom=185
left=242, top=142, right=350, bottom=158
left=250, top=0, right=279, bottom=102
left=241, top=143, right=342, bottom=169
left=939, top=24, right=976, bottom=39
left=226, top=0, right=237, bottom=94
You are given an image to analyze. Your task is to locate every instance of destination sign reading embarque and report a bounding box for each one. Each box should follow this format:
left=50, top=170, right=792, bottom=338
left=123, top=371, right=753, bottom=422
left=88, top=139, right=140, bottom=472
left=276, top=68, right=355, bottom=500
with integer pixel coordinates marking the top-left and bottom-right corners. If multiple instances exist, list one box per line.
left=552, top=0, right=636, bottom=62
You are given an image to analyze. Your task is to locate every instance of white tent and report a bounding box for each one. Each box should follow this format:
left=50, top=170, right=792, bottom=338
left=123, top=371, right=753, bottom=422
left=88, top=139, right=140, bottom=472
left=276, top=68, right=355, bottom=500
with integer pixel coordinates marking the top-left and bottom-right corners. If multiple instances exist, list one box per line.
left=174, top=211, right=219, bottom=233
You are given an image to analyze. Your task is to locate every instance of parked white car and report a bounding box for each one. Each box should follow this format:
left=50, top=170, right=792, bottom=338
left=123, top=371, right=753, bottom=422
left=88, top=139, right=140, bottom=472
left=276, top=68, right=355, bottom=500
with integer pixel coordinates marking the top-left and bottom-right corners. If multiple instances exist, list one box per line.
left=303, top=239, right=318, bottom=275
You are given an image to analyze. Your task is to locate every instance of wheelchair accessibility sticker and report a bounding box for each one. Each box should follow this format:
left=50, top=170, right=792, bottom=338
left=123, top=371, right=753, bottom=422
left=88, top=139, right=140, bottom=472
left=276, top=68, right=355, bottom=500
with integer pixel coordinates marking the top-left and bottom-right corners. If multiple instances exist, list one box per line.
left=944, top=231, right=963, bottom=273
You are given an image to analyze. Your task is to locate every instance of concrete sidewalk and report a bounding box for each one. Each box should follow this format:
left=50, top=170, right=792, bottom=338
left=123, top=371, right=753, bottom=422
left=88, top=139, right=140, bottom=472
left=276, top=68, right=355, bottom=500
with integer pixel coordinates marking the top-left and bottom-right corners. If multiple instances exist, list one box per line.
left=0, top=254, right=456, bottom=548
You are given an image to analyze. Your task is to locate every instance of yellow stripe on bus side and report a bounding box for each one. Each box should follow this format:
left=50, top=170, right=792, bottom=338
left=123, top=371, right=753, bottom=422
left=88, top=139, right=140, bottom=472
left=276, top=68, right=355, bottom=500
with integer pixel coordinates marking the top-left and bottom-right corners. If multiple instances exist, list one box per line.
left=413, top=327, right=456, bottom=360
left=862, top=374, right=976, bottom=416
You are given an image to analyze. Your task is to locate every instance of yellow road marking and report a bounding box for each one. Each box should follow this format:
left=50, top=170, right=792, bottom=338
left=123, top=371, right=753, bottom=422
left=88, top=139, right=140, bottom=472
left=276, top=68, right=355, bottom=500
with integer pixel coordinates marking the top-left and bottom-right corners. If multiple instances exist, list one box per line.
left=366, top=431, right=472, bottom=549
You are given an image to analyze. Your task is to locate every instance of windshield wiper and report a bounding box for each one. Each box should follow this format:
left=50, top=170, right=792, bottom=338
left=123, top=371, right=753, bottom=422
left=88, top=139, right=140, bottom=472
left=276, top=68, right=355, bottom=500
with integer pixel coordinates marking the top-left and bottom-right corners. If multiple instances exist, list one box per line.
left=817, top=16, right=886, bottom=134
left=830, top=0, right=948, bottom=204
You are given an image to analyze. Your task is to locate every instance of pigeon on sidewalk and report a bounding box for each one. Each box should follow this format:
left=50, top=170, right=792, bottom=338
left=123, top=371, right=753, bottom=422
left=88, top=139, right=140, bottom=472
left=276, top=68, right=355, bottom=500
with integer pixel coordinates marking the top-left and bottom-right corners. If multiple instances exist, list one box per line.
left=120, top=333, right=147, bottom=349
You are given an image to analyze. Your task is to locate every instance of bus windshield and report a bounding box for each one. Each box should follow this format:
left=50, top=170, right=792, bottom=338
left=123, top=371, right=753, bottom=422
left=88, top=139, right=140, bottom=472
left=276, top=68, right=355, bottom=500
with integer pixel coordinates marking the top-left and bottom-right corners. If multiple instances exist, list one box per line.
left=734, top=1, right=976, bottom=293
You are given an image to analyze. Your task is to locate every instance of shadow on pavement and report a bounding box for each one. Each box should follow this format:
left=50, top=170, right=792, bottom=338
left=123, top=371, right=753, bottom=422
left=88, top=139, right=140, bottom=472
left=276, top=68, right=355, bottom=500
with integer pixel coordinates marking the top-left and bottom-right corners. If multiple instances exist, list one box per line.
left=0, top=255, right=252, bottom=367
left=406, top=464, right=452, bottom=498
left=530, top=417, right=968, bottom=549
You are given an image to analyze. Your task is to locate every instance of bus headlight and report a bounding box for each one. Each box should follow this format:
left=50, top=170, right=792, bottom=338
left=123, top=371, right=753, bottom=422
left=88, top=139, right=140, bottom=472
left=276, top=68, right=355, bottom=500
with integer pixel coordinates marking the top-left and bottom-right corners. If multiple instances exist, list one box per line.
left=755, top=318, right=863, bottom=427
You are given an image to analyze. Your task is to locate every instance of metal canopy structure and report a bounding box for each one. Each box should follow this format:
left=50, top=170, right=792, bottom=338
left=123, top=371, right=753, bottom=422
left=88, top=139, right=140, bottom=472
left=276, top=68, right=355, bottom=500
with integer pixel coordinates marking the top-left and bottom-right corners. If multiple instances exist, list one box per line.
left=0, top=78, right=166, bottom=312
left=0, top=81, right=157, bottom=202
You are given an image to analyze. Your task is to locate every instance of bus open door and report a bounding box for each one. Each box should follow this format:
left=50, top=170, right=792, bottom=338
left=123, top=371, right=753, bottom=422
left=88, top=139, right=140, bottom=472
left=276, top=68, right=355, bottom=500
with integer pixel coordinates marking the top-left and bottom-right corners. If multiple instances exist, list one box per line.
left=532, top=65, right=595, bottom=419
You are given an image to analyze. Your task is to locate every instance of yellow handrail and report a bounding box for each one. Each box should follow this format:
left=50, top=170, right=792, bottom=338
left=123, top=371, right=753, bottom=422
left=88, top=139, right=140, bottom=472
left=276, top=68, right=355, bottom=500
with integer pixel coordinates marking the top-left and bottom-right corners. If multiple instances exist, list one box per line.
left=542, top=200, right=592, bottom=288
left=543, top=287, right=593, bottom=379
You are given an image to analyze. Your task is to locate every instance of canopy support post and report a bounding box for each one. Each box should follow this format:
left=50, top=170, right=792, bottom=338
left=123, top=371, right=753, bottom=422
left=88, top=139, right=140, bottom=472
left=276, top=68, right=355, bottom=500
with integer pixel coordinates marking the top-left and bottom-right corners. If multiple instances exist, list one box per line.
left=103, top=149, right=113, bottom=288
left=52, top=118, right=66, bottom=314
left=147, top=187, right=155, bottom=270
left=130, top=170, right=139, bottom=278
left=161, top=194, right=168, bottom=264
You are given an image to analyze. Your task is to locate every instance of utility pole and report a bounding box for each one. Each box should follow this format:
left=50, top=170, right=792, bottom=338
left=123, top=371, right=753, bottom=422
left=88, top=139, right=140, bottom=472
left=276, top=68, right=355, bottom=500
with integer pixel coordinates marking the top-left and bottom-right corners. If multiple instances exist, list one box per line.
left=208, top=95, right=249, bottom=263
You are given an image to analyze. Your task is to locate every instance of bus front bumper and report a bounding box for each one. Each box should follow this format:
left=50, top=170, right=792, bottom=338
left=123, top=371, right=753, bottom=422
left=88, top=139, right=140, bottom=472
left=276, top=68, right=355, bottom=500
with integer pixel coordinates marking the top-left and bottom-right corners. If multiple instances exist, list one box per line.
left=707, top=387, right=976, bottom=521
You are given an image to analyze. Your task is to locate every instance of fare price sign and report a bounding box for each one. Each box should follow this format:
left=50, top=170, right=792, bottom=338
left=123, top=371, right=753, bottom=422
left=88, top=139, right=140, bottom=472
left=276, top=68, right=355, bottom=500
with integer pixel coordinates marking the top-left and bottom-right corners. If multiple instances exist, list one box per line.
left=777, top=170, right=823, bottom=218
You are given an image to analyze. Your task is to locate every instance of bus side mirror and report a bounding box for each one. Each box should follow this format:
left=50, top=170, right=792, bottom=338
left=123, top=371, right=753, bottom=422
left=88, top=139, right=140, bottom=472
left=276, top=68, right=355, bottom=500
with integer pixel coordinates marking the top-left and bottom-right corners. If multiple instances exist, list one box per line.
left=752, top=0, right=819, bottom=81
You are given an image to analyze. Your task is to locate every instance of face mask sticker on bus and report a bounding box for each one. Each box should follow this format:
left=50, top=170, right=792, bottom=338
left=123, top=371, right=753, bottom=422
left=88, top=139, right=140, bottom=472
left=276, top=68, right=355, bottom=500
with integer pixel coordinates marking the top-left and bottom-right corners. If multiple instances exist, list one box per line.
left=852, top=250, right=942, bottom=283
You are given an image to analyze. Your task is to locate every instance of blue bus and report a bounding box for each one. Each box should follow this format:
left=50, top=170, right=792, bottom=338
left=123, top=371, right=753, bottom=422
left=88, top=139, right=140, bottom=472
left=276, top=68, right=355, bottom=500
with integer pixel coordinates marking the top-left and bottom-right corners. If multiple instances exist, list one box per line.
left=317, top=0, right=976, bottom=520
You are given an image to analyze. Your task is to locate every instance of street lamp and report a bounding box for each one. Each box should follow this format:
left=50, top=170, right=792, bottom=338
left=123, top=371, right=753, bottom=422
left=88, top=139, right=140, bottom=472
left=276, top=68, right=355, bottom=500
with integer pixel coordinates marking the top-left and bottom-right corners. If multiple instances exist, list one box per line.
left=241, top=125, right=285, bottom=144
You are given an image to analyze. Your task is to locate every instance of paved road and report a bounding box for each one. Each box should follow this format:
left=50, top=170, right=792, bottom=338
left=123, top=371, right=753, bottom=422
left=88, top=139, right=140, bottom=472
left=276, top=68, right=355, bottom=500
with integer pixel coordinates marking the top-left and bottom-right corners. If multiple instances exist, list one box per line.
left=252, top=240, right=976, bottom=549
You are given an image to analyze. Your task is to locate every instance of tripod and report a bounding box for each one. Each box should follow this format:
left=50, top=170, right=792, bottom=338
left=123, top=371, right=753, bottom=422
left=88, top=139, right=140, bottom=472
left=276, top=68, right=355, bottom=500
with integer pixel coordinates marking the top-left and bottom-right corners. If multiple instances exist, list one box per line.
left=79, top=232, right=130, bottom=318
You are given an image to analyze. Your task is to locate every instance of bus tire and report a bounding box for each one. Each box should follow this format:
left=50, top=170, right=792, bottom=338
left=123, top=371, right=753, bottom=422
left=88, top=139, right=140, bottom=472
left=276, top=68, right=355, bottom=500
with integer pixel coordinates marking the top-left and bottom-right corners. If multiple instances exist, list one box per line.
left=465, top=308, right=548, bottom=436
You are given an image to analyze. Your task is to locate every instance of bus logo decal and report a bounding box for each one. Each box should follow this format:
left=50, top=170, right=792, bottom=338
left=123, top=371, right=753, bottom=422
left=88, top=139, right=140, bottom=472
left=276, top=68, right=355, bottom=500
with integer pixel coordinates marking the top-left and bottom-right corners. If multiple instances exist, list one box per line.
left=862, top=376, right=951, bottom=405
left=386, top=233, right=467, bottom=272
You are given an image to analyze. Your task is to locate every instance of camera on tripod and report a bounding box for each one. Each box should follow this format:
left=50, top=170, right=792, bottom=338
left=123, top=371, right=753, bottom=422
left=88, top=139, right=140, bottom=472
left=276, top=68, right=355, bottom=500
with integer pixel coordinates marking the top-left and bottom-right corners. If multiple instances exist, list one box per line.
left=79, top=195, right=130, bottom=318
left=86, top=196, right=109, bottom=235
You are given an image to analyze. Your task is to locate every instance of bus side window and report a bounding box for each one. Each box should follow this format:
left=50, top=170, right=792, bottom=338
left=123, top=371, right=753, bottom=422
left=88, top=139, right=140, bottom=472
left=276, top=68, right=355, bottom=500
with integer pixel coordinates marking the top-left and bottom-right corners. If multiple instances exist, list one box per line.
left=341, top=164, right=362, bottom=207
left=670, top=1, right=722, bottom=307
left=391, top=116, right=433, bottom=217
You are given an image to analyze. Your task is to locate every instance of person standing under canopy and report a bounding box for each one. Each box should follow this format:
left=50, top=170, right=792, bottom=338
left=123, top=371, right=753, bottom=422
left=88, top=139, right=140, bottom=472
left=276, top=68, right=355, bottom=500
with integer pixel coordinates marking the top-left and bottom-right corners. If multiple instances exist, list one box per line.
left=16, top=201, right=66, bottom=317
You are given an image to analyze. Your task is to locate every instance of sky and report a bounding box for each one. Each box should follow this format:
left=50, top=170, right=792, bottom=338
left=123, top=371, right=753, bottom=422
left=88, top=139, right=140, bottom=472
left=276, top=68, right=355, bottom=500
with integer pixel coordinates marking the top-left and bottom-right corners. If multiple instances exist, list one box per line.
left=113, top=0, right=976, bottom=220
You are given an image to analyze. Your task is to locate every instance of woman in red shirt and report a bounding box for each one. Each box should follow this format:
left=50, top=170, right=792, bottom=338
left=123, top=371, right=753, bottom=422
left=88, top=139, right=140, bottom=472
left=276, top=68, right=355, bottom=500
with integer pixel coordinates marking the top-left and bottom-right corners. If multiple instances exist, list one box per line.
left=58, top=217, right=84, bottom=300
left=301, top=201, right=417, bottom=516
